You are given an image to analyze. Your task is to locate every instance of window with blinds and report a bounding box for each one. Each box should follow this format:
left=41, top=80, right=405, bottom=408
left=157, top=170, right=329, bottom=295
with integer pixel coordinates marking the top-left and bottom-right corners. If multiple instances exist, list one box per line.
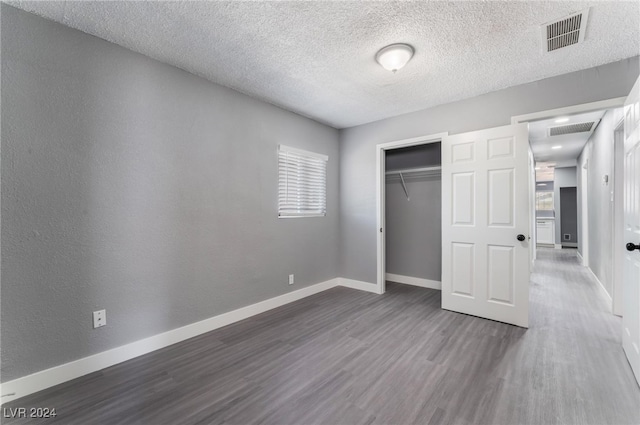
left=278, top=145, right=328, bottom=218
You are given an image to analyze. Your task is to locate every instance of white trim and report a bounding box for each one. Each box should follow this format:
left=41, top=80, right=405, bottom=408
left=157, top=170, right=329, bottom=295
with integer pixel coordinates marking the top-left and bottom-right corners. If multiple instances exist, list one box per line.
left=510, top=97, right=626, bottom=125
left=339, top=278, right=382, bottom=294
left=278, top=144, right=328, bottom=161
left=1, top=278, right=342, bottom=404
left=385, top=273, right=442, bottom=290
left=554, top=244, right=562, bottom=249
left=587, top=267, right=613, bottom=304
left=376, top=132, right=448, bottom=295
left=612, top=119, right=624, bottom=317
left=576, top=250, right=583, bottom=264
left=581, top=161, right=590, bottom=268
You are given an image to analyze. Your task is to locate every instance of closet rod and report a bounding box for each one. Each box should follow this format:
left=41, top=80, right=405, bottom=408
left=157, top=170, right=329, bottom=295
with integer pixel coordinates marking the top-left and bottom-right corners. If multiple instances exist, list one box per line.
left=399, top=172, right=409, bottom=201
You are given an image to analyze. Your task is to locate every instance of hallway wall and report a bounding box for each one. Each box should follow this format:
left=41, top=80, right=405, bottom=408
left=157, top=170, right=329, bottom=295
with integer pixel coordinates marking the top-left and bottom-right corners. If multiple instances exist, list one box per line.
left=578, top=107, right=624, bottom=298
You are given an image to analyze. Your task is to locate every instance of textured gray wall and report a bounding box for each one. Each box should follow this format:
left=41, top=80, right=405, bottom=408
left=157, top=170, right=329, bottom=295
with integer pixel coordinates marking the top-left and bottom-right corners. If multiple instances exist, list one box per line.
left=553, top=167, right=577, bottom=245
left=577, top=107, right=624, bottom=298
left=1, top=5, right=339, bottom=382
left=560, top=187, right=578, bottom=245
left=340, top=56, right=639, bottom=284
left=385, top=177, right=441, bottom=281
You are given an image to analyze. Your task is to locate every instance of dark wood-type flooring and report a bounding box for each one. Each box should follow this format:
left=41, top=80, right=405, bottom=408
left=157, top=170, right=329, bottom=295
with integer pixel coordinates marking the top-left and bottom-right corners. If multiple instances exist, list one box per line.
left=3, top=248, right=640, bottom=424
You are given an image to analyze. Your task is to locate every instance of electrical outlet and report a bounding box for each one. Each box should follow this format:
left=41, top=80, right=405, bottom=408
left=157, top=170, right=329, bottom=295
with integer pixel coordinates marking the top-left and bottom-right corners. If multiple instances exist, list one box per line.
left=288, top=274, right=294, bottom=285
left=93, top=310, right=106, bottom=328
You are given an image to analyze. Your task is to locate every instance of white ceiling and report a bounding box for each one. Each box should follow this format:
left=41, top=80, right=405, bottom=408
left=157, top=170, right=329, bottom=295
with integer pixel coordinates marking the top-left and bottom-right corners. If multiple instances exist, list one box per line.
left=7, top=1, right=640, bottom=129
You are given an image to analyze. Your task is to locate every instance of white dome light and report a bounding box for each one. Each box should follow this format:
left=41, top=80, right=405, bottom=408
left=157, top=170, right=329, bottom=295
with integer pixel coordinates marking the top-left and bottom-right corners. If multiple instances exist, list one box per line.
left=375, top=44, right=414, bottom=73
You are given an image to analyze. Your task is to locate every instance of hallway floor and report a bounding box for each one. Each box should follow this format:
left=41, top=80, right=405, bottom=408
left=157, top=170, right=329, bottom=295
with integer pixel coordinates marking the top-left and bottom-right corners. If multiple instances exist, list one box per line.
left=3, top=248, right=640, bottom=424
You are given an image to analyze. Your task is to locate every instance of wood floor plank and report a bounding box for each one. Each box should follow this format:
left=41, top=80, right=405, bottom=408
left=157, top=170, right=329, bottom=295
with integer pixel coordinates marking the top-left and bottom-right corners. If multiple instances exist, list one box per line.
left=3, top=248, right=639, bottom=424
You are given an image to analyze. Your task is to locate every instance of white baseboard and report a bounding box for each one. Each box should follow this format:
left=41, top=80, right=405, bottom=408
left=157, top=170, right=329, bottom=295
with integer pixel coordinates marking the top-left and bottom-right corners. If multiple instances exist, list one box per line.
left=554, top=244, right=562, bottom=249
left=385, top=273, right=442, bottom=290
left=1, top=277, right=342, bottom=404
left=576, top=251, right=583, bottom=264
left=587, top=267, right=612, bottom=304
left=339, top=278, right=382, bottom=294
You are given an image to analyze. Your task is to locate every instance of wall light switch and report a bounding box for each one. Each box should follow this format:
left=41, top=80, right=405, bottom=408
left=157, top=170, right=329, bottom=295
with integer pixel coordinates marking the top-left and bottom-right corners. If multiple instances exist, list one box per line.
left=93, top=310, right=106, bottom=328
left=288, top=274, right=294, bottom=285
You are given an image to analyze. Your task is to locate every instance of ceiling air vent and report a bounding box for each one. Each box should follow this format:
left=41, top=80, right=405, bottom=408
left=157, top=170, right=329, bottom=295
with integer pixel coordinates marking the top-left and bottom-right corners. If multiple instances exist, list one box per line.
left=542, top=8, right=589, bottom=52
left=549, top=122, right=595, bottom=137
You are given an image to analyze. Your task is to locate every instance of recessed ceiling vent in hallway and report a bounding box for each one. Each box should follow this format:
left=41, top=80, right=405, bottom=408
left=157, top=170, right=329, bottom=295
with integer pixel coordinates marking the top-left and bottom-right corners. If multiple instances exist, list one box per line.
left=542, top=8, right=589, bottom=52
left=548, top=121, right=595, bottom=137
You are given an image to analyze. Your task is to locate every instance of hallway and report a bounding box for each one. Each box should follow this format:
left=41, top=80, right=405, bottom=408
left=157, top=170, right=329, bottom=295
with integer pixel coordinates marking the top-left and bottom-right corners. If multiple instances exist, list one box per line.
left=491, top=247, right=640, bottom=424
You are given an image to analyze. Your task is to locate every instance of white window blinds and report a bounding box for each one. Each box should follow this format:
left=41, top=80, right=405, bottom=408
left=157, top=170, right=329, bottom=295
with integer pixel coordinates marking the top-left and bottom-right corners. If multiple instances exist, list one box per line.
left=278, top=145, right=328, bottom=218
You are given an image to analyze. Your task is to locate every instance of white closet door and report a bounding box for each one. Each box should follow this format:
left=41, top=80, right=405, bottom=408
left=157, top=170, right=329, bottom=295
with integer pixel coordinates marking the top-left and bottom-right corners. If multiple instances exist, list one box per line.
left=442, top=123, right=530, bottom=327
left=622, top=76, right=640, bottom=385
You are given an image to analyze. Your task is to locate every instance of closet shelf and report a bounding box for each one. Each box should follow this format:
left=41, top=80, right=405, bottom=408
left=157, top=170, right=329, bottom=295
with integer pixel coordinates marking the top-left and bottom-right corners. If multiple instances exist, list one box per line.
left=385, top=165, right=441, bottom=175
left=385, top=166, right=441, bottom=201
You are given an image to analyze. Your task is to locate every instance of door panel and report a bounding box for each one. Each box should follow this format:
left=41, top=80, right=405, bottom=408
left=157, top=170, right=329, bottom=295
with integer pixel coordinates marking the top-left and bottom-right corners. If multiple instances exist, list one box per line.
left=488, top=169, right=514, bottom=226
left=487, top=245, right=515, bottom=304
left=622, top=76, right=640, bottom=385
left=442, top=123, right=530, bottom=327
left=452, top=173, right=475, bottom=225
left=451, top=243, right=475, bottom=297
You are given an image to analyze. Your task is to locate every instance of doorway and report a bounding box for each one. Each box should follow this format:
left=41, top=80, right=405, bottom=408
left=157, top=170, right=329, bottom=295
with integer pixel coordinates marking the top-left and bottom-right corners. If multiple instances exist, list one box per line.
left=384, top=143, right=442, bottom=290
left=581, top=162, right=589, bottom=267
left=612, top=120, right=624, bottom=316
left=376, top=133, right=447, bottom=294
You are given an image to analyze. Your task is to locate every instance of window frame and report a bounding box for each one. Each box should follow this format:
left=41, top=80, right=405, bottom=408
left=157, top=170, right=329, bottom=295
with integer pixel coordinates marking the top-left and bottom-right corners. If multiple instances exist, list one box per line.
left=535, top=190, right=554, bottom=211
left=277, top=144, right=328, bottom=219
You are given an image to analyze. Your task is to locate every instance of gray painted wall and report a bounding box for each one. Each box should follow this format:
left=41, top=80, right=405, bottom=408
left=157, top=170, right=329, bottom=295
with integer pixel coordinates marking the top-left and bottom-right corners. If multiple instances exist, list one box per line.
left=340, top=56, right=639, bottom=284
left=577, top=107, right=624, bottom=298
left=560, top=187, right=578, bottom=245
left=385, top=177, right=441, bottom=281
left=1, top=5, right=340, bottom=382
left=553, top=167, right=577, bottom=245
left=385, top=144, right=441, bottom=281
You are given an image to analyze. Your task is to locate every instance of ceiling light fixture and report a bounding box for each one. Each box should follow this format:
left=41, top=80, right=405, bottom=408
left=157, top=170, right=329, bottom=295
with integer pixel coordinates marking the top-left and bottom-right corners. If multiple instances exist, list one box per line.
left=555, top=117, right=570, bottom=123
left=537, top=183, right=547, bottom=186
left=552, top=145, right=562, bottom=149
left=376, top=43, right=414, bottom=73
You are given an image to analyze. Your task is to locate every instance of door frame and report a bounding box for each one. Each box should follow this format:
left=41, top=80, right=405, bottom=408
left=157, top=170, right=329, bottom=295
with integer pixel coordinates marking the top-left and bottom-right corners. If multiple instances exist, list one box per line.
left=511, top=97, right=625, bottom=267
left=581, top=162, right=590, bottom=268
left=612, top=119, right=625, bottom=316
left=376, top=132, right=448, bottom=294
left=510, top=97, right=626, bottom=126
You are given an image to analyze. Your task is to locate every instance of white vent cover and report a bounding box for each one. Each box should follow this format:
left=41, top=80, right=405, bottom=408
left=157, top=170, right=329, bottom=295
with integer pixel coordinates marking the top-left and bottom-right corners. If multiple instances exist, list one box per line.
left=542, top=8, right=589, bottom=52
left=548, top=122, right=595, bottom=136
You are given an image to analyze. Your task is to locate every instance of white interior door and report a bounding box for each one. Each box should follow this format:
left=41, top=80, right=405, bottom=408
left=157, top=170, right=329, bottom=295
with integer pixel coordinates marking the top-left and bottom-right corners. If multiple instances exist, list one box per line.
left=622, top=76, right=640, bottom=385
left=442, top=123, right=530, bottom=327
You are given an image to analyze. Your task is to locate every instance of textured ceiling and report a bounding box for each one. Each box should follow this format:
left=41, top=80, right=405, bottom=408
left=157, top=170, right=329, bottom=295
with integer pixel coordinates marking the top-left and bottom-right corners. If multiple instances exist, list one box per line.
left=7, top=1, right=640, bottom=128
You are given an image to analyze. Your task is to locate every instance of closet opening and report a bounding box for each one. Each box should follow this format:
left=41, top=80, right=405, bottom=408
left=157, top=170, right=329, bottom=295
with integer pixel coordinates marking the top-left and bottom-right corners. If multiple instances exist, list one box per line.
left=376, top=133, right=447, bottom=294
